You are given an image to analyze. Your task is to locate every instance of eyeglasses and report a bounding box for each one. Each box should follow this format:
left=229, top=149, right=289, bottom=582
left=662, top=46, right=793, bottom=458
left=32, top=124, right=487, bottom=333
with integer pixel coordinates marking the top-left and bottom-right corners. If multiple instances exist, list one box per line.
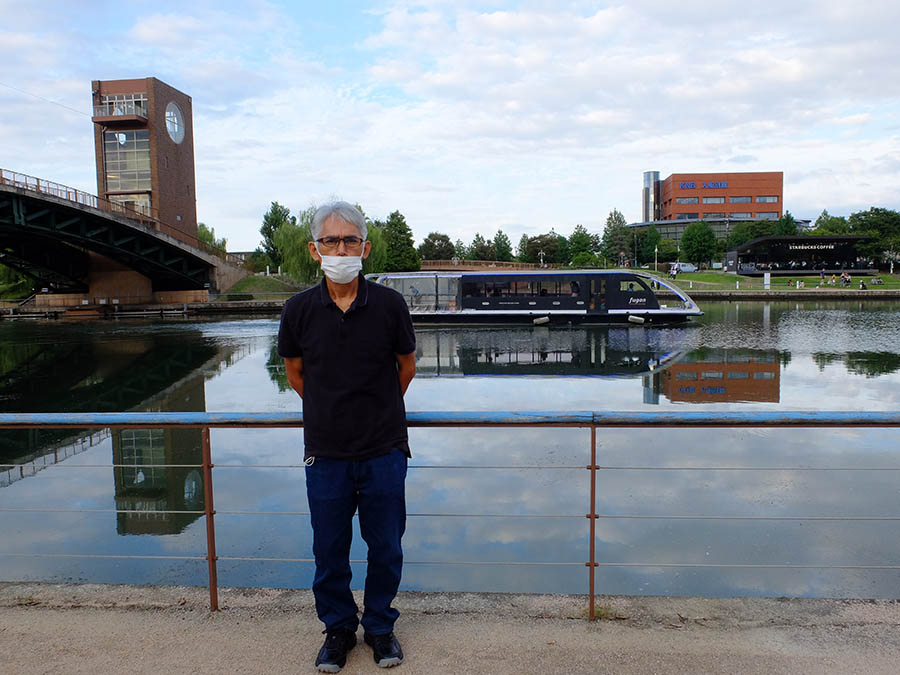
left=316, top=236, right=365, bottom=251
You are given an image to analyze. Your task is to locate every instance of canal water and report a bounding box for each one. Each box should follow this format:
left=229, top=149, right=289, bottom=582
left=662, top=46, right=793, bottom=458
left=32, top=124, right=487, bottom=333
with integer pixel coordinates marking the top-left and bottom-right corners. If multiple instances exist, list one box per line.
left=2, top=299, right=900, bottom=598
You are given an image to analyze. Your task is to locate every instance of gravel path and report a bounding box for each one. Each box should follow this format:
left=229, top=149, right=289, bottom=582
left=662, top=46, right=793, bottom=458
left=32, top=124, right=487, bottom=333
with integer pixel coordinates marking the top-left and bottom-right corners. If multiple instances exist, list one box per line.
left=2, top=583, right=899, bottom=674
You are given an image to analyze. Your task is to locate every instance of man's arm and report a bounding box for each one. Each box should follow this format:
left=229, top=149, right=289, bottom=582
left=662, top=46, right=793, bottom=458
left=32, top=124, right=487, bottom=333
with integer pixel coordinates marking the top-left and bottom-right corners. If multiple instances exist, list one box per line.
left=396, top=352, right=416, bottom=396
left=283, top=356, right=304, bottom=398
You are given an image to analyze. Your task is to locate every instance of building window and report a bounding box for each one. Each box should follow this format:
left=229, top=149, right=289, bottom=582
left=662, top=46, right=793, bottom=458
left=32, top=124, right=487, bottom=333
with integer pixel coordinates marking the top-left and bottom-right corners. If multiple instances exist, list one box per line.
left=676, top=213, right=698, bottom=220
left=730, top=196, right=751, bottom=203
left=110, top=193, right=152, bottom=217
left=103, top=130, right=151, bottom=192
left=703, top=196, right=725, bottom=204
left=675, top=372, right=697, bottom=380
left=701, top=371, right=723, bottom=379
left=754, top=371, right=776, bottom=380
left=727, top=371, right=749, bottom=379
left=703, top=213, right=725, bottom=218
left=757, top=196, right=779, bottom=203
left=756, top=212, right=778, bottom=219
left=676, top=197, right=698, bottom=205
left=97, top=93, right=147, bottom=117
left=729, top=212, right=751, bottom=218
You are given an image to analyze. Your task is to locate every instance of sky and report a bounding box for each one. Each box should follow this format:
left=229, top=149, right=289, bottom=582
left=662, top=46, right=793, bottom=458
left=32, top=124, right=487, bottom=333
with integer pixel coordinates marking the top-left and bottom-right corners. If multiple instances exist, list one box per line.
left=2, top=0, right=899, bottom=252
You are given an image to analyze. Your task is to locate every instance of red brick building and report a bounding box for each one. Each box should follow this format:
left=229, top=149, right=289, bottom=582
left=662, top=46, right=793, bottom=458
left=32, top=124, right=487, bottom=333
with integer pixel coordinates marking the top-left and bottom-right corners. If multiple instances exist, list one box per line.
left=91, top=77, right=198, bottom=243
left=659, top=172, right=783, bottom=222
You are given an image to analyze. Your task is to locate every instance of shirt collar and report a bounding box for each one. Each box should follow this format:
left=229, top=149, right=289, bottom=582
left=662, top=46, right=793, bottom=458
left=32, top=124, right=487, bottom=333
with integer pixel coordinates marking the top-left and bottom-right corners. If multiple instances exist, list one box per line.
left=317, top=273, right=369, bottom=310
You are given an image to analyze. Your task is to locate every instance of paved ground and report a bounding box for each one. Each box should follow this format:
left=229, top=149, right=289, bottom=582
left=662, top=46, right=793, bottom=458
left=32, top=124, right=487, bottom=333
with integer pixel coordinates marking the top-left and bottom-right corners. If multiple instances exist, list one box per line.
left=2, top=583, right=900, bottom=674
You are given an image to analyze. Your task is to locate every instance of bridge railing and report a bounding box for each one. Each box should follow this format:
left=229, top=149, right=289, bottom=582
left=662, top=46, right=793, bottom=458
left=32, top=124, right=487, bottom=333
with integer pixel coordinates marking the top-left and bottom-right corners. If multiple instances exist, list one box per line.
left=0, top=168, right=228, bottom=260
left=2, top=411, right=900, bottom=619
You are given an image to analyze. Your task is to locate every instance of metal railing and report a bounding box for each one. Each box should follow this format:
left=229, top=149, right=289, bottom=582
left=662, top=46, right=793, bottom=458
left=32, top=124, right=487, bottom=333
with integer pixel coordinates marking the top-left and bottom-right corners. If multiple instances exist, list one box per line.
left=92, top=102, right=148, bottom=119
left=0, top=168, right=227, bottom=260
left=2, top=411, right=900, bottom=619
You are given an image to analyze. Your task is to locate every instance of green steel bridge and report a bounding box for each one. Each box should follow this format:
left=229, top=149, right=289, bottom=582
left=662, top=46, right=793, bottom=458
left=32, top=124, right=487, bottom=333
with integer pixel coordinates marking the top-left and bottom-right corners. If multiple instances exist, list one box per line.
left=0, top=168, right=240, bottom=293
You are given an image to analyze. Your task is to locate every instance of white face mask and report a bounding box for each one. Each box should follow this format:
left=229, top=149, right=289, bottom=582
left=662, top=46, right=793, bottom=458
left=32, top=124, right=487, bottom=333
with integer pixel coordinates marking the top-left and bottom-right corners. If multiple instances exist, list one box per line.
left=317, top=249, right=363, bottom=284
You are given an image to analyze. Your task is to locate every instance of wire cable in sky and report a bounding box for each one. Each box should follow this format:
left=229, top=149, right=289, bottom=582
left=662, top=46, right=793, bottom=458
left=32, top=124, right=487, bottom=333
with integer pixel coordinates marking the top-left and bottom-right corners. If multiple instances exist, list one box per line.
left=0, top=80, right=89, bottom=117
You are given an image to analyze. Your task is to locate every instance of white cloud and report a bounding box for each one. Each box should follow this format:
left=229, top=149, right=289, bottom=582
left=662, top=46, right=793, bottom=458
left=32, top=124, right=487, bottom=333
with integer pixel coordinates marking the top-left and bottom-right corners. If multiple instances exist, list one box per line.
left=2, top=1, right=900, bottom=249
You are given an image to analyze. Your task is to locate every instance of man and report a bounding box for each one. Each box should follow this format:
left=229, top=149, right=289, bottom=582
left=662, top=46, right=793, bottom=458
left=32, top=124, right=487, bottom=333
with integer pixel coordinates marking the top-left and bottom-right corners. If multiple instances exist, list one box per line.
left=278, top=201, right=416, bottom=672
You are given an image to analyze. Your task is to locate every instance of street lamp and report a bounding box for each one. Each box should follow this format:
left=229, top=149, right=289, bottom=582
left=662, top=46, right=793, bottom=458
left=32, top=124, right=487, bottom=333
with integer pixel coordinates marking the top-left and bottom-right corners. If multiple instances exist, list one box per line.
left=654, top=245, right=658, bottom=272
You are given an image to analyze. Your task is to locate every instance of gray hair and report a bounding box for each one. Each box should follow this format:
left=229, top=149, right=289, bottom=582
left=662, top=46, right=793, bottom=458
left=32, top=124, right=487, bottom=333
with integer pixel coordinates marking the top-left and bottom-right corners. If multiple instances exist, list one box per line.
left=310, top=201, right=368, bottom=241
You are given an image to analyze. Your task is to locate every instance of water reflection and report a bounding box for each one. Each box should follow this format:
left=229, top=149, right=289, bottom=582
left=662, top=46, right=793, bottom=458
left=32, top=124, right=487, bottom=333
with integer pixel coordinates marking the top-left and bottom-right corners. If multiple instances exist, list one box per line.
left=0, top=324, right=238, bottom=539
left=3, top=306, right=900, bottom=598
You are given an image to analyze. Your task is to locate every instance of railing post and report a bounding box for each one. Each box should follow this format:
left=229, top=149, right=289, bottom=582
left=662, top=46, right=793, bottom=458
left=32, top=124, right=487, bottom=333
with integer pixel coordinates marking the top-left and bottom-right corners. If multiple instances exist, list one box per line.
left=201, top=426, right=220, bottom=611
left=586, top=424, right=598, bottom=621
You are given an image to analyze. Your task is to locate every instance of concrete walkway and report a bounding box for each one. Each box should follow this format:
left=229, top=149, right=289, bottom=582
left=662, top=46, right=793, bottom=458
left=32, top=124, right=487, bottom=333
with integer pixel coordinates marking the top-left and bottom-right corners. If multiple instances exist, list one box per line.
left=2, top=583, right=899, bottom=674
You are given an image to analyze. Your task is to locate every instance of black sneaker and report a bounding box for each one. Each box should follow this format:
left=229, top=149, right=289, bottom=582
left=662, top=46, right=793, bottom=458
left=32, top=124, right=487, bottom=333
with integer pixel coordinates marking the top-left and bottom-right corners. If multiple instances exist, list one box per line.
left=315, top=627, right=357, bottom=673
left=364, top=631, right=404, bottom=668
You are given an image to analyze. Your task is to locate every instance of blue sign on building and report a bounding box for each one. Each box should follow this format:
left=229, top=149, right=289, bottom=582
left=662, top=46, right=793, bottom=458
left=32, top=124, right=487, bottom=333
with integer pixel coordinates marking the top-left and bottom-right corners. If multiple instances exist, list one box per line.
left=702, top=181, right=728, bottom=188
left=679, top=182, right=696, bottom=189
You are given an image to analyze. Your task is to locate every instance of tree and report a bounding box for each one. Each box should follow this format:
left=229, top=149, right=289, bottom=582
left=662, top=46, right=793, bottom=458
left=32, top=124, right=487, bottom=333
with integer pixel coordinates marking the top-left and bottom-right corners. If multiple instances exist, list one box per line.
left=600, top=208, right=630, bottom=265
left=468, top=233, right=493, bottom=260
left=680, top=220, right=717, bottom=266
left=523, top=233, right=559, bottom=265
left=243, top=248, right=272, bottom=273
left=849, top=207, right=900, bottom=261
left=275, top=217, right=319, bottom=284
left=493, top=230, right=514, bottom=262
left=362, top=223, right=387, bottom=275
left=774, top=210, right=798, bottom=236
left=568, top=224, right=593, bottom=261
left=570, top=251, right=599, bottom=268
left=0, top=265, right=33, bottom=299
left=417, top=232, right=455, bottom=260
left=812, top=209, right=849, bottom=235
left=516, top=234, right=530, bottom=262
left=455, top=239, right=469, bottom=260
left=657, top=238, right=678, bottom=263
left=639, top=225, right=661, bottom=265
left=198, top=222, right=227, bottom=250
left=260, top=202, right=294, bottom=267
left=381, top=211, right=420, bottom=272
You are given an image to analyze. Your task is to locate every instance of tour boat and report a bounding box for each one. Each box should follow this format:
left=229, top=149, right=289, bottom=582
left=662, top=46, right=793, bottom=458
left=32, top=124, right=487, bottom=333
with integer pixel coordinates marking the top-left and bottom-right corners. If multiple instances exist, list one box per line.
left=367, top=269, right=703, bottom=325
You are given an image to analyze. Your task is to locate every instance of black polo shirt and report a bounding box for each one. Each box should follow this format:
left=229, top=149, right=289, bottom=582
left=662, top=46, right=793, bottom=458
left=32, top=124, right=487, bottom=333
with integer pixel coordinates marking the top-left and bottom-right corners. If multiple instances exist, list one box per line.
left=277, top=274, right=416, bottom=461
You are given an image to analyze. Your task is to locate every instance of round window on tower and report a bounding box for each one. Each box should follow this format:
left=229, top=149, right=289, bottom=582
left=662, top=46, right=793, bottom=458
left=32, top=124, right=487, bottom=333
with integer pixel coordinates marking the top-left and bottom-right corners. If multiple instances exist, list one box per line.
left=165, top=102, right=185, bottom=144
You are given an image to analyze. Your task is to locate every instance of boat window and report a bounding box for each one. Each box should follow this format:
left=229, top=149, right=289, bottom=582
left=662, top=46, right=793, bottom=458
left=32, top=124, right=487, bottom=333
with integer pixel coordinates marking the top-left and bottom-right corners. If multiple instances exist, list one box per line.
left=619, top=280, right=646, bottom=292
left=511, top=280, right=531, bottom=296
left=486, top=280, right=513, bottom=297
left=537, top=280, right=559, bottom=297
left=462, top=280, right=482, bottom=297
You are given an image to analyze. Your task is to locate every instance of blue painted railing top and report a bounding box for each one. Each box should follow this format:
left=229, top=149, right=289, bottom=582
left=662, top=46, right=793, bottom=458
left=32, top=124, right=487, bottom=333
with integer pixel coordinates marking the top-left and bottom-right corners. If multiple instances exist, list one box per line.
left=2, top=411, right=900, bottom=427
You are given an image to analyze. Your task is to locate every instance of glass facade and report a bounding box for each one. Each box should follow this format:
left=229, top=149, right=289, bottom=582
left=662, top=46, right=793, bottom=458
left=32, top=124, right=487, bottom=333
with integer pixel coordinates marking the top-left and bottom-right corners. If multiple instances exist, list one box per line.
left=104, top=130, right=151, bottom=192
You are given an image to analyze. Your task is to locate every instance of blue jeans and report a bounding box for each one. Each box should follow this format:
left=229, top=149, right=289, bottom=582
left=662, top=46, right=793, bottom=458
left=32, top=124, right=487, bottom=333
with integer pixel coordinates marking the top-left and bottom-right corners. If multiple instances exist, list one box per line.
left=305, top=448, right=408, bottom=635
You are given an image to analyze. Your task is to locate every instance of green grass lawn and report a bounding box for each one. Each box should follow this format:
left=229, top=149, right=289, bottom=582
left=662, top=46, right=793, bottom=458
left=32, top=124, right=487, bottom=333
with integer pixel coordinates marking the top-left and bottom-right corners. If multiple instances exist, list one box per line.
left=650, top=271, right=900, bottom=291
left=217, top=274, right=305, bottom=301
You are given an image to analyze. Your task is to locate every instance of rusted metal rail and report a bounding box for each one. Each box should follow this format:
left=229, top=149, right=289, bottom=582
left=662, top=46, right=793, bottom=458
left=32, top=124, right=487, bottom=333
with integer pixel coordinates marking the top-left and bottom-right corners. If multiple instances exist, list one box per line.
left=2, top=411, right=900, bottom=618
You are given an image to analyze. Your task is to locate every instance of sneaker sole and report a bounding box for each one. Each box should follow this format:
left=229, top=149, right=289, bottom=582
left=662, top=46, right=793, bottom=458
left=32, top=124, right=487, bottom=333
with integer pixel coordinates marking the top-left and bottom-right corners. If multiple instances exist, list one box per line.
left=316, top=665, right=342, bottom=673
left=375, top=656, right=403, bottom=668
